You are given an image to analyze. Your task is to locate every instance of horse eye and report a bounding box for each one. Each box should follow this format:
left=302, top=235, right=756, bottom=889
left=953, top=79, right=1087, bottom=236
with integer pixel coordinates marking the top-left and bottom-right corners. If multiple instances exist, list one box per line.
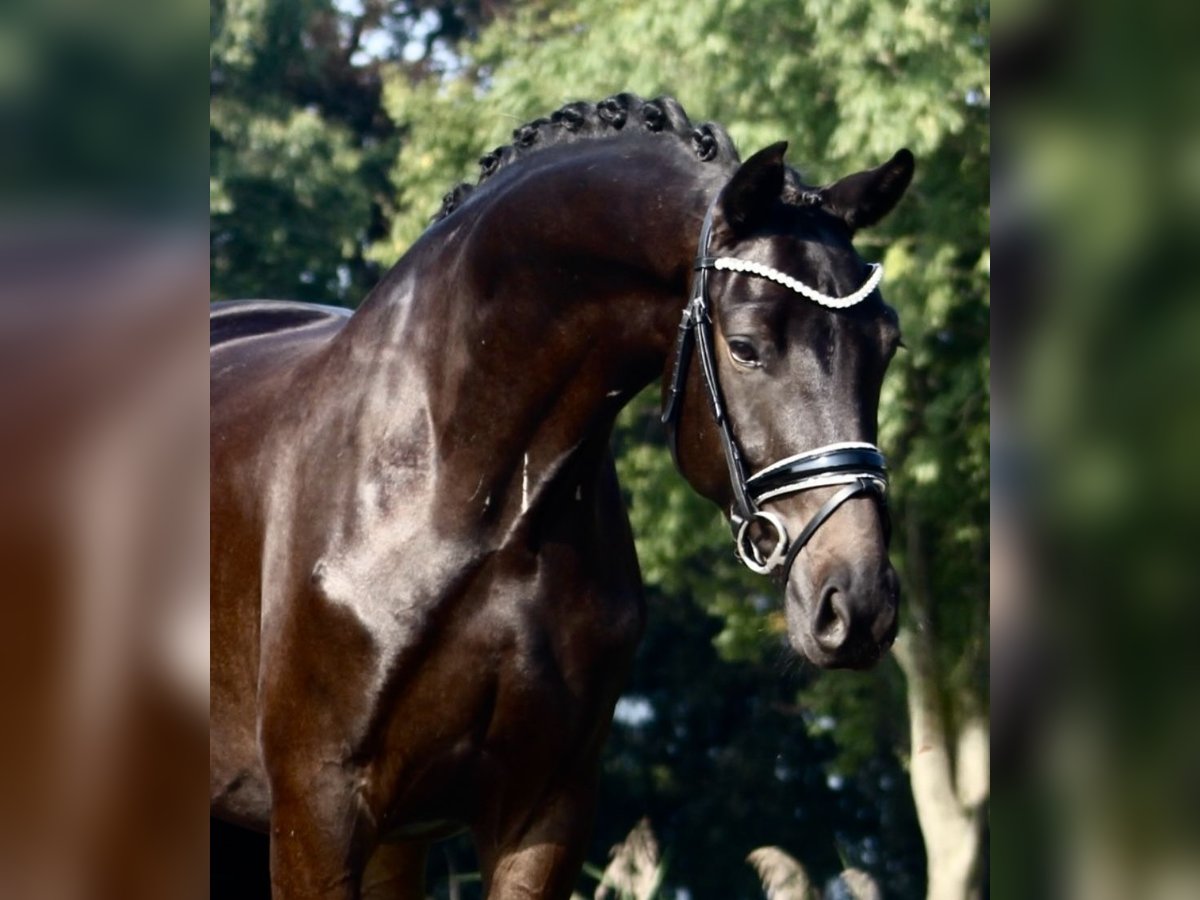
left=727, top=338, right=761, bottom=367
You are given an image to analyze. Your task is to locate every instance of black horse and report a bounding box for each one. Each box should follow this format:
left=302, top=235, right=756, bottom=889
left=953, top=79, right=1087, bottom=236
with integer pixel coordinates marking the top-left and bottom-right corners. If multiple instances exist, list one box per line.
left=210, top=93, right=913, bottom=899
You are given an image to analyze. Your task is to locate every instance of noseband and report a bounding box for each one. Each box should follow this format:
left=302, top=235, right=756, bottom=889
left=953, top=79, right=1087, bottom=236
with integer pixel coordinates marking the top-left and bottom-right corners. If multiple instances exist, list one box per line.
left=661, top=199, right=891, bottom=581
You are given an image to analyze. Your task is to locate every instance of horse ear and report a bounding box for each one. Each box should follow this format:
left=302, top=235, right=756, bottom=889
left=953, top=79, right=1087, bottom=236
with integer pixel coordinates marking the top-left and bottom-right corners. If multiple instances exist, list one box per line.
left=718, top=141, right=788, bottom=233
left=820, top=149, right=915, bottom=231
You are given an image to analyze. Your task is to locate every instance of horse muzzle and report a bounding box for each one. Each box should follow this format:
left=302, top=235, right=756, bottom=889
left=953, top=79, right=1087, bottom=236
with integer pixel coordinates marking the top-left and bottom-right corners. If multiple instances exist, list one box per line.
left=786, top=560, right=900, bottom=669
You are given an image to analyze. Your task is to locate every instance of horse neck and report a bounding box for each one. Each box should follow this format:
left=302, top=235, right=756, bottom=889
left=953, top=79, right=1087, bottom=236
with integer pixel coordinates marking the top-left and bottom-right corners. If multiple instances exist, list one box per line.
left=345, top=142, right=728, bottom=530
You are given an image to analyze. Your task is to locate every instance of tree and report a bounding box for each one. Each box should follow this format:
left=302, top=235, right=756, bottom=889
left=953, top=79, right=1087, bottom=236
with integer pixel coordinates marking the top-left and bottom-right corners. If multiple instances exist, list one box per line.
left=210, top=0, right=500, bottom=304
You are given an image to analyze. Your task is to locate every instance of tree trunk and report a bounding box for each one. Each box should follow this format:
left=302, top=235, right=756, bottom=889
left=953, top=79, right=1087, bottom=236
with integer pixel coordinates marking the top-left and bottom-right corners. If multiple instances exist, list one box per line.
left=894, top=504, right=988, bottom=900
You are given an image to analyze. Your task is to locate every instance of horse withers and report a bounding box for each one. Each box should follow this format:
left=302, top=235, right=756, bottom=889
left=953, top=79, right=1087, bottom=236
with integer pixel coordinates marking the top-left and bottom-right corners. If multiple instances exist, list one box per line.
left=210, top=94, right=912, bottom=898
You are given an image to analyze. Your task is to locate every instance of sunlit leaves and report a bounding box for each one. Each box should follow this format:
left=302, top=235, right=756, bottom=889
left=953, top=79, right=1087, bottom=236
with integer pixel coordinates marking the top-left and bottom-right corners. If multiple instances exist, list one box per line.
left=211, top=97, right=374, bottom=301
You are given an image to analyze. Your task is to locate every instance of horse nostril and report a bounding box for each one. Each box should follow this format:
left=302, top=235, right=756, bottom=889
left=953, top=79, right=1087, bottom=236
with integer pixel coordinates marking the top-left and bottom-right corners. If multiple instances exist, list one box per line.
left=814, top=583, right=851, bottom=651
left=807, top=566, right=900, bottom=665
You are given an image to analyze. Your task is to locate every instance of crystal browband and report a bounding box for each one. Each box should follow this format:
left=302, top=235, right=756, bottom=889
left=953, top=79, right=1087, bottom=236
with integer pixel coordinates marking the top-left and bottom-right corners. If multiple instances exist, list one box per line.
left=700, top=258, right=883, bottom=309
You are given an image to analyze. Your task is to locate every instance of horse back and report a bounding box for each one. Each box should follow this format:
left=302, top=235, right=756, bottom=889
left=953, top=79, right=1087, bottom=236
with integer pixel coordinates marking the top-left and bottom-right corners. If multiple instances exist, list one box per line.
left=210, top=299, right=351, bottom=349
left=210, top=300, right=351, bottom=443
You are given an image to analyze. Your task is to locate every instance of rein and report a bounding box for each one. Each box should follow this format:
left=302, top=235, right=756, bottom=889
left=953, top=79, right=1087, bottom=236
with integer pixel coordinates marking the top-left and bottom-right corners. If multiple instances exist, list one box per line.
left=661, top=198, right=891, bottom=581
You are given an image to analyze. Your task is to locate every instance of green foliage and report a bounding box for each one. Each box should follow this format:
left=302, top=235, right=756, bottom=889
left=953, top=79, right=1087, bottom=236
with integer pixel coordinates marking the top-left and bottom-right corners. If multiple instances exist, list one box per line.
left=210, top=95, right=377, bottom=302
left=877, top=124, right=990, bottom=727
left=375, top=0, right=986, bottom=244
left=210, top=0, right=382, bottom=302
left=210, top=0, right=494, bottom=303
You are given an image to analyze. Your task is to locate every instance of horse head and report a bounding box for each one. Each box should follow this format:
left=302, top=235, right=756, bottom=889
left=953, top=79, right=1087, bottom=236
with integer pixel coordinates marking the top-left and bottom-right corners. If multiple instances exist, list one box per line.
left=663, top=142, right=914, bottom=669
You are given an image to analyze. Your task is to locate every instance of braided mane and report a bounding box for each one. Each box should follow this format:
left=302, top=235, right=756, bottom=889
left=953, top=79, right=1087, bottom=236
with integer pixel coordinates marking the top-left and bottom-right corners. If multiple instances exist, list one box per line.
left=431, top=93, right=740, bottom=222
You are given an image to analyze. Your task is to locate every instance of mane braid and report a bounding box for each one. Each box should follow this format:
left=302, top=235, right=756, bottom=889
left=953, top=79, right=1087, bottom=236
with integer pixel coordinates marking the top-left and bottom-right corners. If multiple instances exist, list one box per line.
left=431, top=93, right=739, bottom=222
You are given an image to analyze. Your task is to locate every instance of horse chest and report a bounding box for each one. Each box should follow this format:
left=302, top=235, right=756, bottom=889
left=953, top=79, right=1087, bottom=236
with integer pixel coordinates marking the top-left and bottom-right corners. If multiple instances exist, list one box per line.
left=316, top=553, right=644, bottom=836
left=303, top=526, right=644, bottom=704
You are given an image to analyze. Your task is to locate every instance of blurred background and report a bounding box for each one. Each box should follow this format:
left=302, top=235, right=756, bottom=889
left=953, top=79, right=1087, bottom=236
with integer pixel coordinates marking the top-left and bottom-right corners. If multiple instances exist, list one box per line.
left=13, top=0, right=1197, bottom=898
left=1, top=0, right=209, bottom=899
left=991, top=2, right=1200, bottom=899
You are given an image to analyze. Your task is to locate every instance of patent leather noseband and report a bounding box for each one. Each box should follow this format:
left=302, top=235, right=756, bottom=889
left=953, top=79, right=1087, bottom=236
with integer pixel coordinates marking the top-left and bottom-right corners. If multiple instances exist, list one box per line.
left=661, top=198, right=891, bottom=581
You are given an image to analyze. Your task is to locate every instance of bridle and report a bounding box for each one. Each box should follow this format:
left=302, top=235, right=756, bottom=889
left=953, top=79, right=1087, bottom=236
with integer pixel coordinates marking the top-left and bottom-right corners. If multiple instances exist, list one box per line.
left=661, top=197, right=891, bottom=581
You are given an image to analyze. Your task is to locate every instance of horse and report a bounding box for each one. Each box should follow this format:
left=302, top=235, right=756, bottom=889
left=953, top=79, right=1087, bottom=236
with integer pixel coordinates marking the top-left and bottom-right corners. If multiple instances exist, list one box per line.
left=210, top=93, right=913, bottom=899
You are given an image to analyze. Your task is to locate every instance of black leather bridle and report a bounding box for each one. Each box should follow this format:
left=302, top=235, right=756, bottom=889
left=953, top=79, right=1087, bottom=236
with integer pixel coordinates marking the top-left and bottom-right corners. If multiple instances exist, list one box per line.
left=661, top=198, right=891, bottom=581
